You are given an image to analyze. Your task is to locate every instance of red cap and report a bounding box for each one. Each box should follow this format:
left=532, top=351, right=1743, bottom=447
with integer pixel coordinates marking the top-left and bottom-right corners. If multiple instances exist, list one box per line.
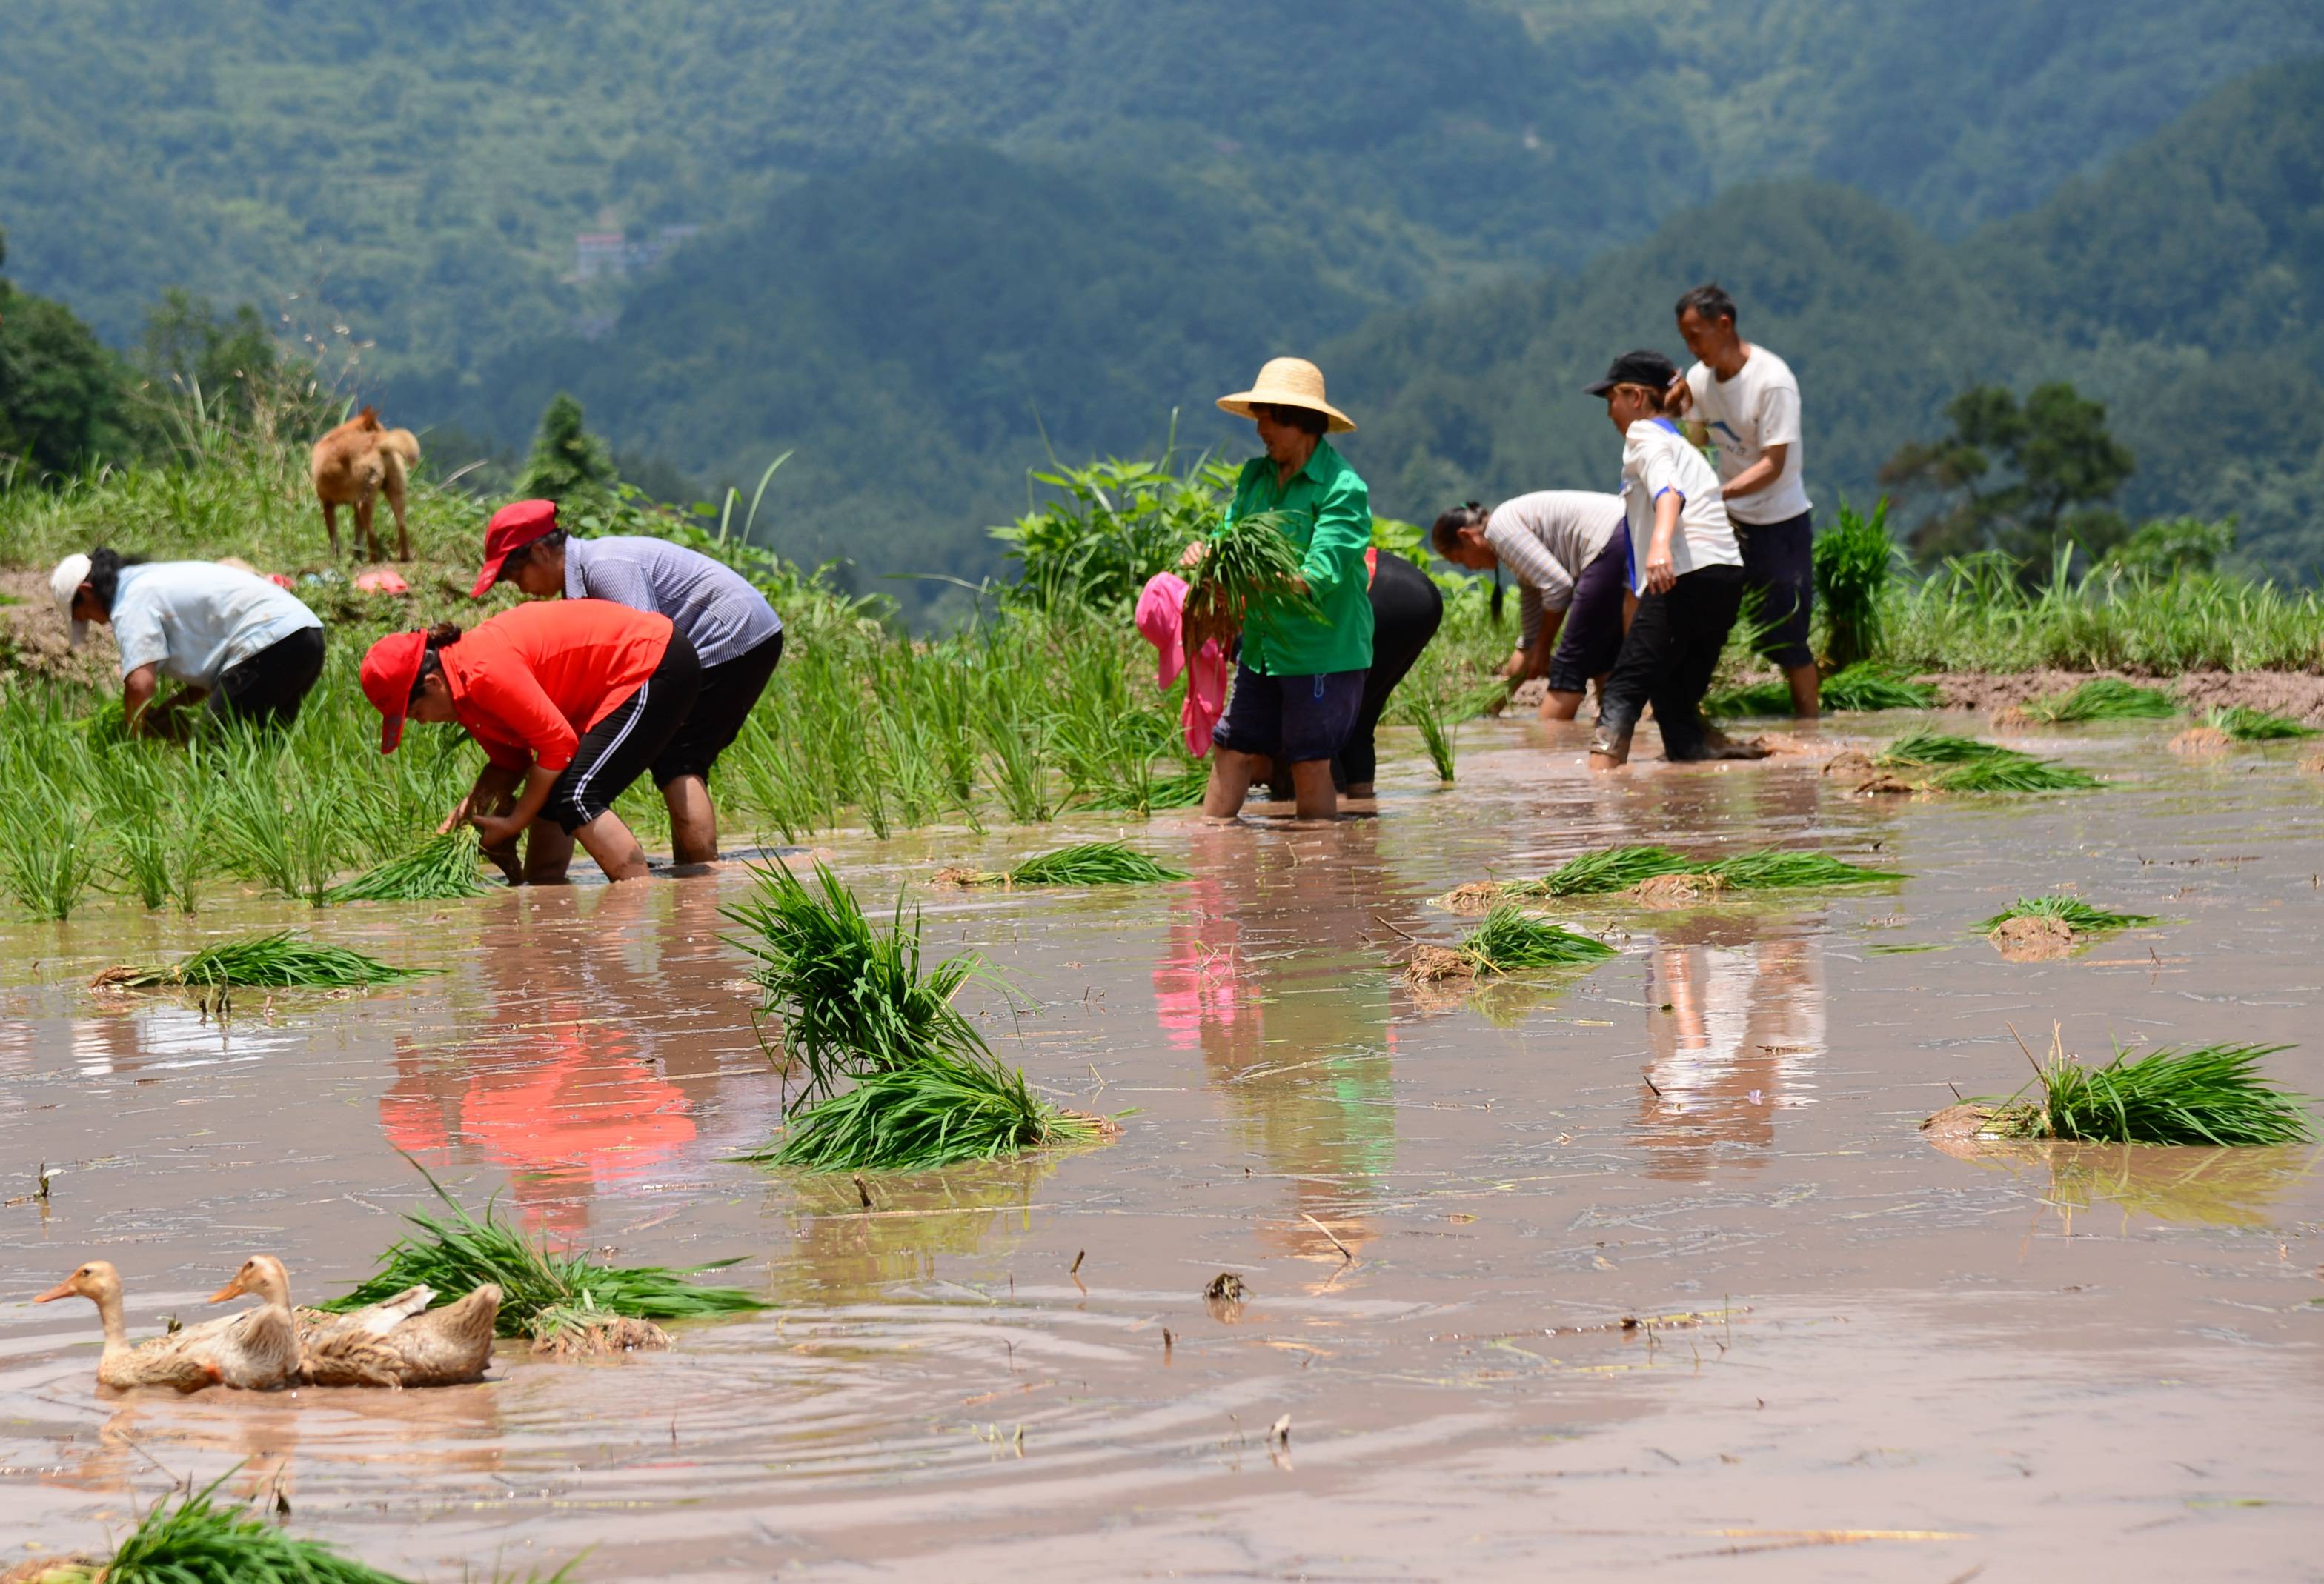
left=360, top=630, right=428, bottom=753
left=471, top=499, right=560, bottom=599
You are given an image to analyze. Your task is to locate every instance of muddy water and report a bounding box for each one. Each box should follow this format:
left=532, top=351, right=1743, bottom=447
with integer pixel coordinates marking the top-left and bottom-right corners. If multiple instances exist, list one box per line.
left=2, top=713, right=2320, bottom=1580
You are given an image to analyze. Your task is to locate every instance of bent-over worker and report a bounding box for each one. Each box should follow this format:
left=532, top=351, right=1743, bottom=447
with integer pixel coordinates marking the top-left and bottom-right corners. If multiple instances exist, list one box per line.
left=1431, top=490, right=1628, bottom=721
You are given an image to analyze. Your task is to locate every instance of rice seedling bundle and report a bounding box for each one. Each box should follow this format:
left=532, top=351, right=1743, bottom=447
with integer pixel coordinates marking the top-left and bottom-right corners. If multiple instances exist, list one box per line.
left=721, top=860, right=995, bottom=1108
left=946, top=839, right=1189, bottom=887
left=326, top=826, right=491, bottom=902
left=99, top=930, right=430, bottom=989
left=739, top=1047, right=1100, bottom=1173
left=1707, top=665, right=1936, bottom=719
left=1513, top=845, right=1696, bottom=898
left=47, top=1471, right=413, bottom=1583
left=1459, top=906, right=1616, bottom=972
left=1812, top=498, right=1900, bottom=670
left=1976, top=1042, right=2313, bottom=1147
left=1873, top=730, right=2099, bottom=791
left=1182, top=508, right=1318, bottom=630
left=1699, top=849, right=1905, bottom=888
left=2206, top=705, right=2319, bottom=741
left=2021, top=677, right=2178, bottom=722
left=1977, top=895, right=2157, bottom=933
left=323, top=1165, right=763, bottom=1334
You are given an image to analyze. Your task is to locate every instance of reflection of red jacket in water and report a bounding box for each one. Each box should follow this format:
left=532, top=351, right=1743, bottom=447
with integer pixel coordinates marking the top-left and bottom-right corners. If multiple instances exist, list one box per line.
left=380, top=1023, right=694, bottom=1237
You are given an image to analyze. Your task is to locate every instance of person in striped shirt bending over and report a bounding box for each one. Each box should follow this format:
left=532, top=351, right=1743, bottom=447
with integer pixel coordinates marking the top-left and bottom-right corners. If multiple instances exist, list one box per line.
left=471, top=499, right=784, bottom=870
left=1430, top=490, right=1629, bottom=722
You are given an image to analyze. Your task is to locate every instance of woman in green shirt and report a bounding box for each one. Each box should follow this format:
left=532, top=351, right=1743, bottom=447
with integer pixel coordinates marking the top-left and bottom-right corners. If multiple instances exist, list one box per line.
left=1198, top=358, right=1376, bottom=821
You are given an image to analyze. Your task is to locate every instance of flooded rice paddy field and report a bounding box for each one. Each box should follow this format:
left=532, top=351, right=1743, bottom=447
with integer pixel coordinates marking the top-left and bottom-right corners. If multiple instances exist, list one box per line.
left=1, top=711, right=2320, bottom=1580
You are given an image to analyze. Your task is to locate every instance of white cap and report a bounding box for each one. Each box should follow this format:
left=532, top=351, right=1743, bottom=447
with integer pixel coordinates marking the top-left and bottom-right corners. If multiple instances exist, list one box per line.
left=50, top=553, right=93, bottom=648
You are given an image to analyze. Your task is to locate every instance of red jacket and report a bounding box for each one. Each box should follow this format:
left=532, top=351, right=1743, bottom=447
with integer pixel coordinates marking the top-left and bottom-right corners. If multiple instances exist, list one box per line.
left=440, top=599, right=671, bottom=773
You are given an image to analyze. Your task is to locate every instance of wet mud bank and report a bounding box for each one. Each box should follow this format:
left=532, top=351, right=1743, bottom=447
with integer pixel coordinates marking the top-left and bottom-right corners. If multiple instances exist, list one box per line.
left=0, top=713, right=2320, bottom=1580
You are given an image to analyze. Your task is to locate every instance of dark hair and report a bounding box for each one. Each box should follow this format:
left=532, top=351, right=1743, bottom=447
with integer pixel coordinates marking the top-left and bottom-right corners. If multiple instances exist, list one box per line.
left=1429, top=502, right=1487, bottom=557
left=83, top=547, right=148, bottom=616
left=1257, top=402, right=1329, bottom=438
left=411, top=622, right=464, bottom=703
left=1675, top=282, right=1736, bottom=326
left=503, top=528, right=568, bottom=580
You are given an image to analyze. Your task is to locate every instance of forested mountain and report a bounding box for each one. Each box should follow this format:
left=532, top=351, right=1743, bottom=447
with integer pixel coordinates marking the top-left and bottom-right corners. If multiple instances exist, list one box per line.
left=1338, top=56, right=2324, bottom=577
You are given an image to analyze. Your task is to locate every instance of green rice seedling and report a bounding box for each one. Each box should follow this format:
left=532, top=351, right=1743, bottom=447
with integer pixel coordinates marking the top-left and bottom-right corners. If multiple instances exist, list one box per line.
left=323, top=1160, right=764, bottom=1334
left=213, top=745, right=347, bottom=905
left=53, top=1470, right=413, bottom=1583
left=1976, top=1039, right=2313, bottom=1147
left=720, top=861, right=995, bottom=1109
left=1928, top=755, right=2102, bottom=792
left=2020, top=677, right=2178, bottom=722
left=946, top=839, right=1189, bottom=887
left=1510, top=845, right=1696, bottom=898
left=1183, top=508, right=1318, bottom=630
left=1819, top=665, right=1939, bottom=712
left=2206, top=705, right=2319, bottom=741
left=0, top=792, right=102, bottom=921
left=1875, top=729, right=2009, bottom=765
left=1459, top=905, right=1616, bottom=972
left=102, top=929, right=431, bottom=989
left=1702, top=676, right=1794, bottom=717
left=1813, top=497, right=1901, bottom=670
left=327, top=827, right=491, bottom=902
left=977, top=682, right=1058, bottom=824
left=1701, top=849, right=1907, bottom=889
left=1978, top=895, right=2158, bottom=933
left=740, top=1046, right=1100, bottom=1173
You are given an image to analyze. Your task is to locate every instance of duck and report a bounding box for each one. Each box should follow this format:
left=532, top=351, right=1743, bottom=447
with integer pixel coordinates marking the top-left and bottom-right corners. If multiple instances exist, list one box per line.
left=34, top=1259, right=297, bottom=1392
left=209, top=1254, right=500, bottom=1388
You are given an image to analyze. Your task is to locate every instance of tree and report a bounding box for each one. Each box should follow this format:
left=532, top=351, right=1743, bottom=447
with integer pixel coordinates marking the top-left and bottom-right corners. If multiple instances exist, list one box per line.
left=137, top=290, right=281, bottom=425
left=1880, top=382, right=2136, bottom=575
left=516, top=393, right=620, bottom=509
left=0, top=227, right=143, bottom=482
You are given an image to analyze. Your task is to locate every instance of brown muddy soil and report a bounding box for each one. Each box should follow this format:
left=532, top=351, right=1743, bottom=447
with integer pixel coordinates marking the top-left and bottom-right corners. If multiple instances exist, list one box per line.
left=0, top=709, right=2320, bottom=1582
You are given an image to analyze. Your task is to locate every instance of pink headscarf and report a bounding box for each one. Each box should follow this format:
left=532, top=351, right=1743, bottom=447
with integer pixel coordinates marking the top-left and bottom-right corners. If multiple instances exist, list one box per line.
left=1135, top=572, right=1229, bottom=758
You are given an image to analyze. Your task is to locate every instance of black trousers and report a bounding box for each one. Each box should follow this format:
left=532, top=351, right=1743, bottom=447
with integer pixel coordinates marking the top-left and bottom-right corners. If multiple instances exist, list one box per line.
left=210, top=627, right=326, bottom=728
left=1337, top=550, right=1444, bottom=788
left=1596, top=563, right=1744, bottom=760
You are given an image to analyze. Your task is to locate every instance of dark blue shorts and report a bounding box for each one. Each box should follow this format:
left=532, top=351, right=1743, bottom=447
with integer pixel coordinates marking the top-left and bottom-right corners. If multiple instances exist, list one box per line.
left=1545, top=533, right=1631, bottom=694
left=1212, top=665, right=1367, bottom=765
left=1734, top=509, right=1813, bottom=670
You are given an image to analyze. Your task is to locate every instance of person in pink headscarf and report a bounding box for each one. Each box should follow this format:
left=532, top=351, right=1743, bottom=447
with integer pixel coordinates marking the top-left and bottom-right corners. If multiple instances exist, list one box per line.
left=1136, top=571, right=1231, bottom=757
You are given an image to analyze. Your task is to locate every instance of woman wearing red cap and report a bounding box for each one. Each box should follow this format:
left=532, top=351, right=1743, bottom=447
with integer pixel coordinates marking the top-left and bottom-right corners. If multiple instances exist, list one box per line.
left=360, top=602, right=701, bottom=882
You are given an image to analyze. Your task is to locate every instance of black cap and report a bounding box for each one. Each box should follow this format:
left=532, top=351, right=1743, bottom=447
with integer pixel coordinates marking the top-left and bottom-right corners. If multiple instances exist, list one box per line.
left=1584, top=348, right=1679, bottom=396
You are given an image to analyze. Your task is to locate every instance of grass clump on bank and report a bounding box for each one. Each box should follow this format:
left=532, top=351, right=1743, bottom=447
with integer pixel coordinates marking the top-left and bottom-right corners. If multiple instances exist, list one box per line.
left=26, top=1471, right=414, bottom=1583
left=2020, top=677, right=2179, bottom=722
left=1978, top=895, right=2157, bottom=933
left=724, top=861, right=1105, bottom=1172
left=325, top=827, right=491, bottom=902
left=1962, top=1035, right=2313, bottom=1147
left=322, top=1161, right=763, bottom=1337
left=2205, top=705, right=2318, bottom=741
left=1872, top=730, right=2099, bottom=792
left=95, top=929, right=430, bottom=989
left=938, top=839, right=1189, bottom=888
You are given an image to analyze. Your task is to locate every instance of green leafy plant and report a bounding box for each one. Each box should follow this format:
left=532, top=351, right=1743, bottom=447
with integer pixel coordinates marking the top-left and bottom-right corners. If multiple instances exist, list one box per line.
left=1460, top=905, right=1616, bottom=971
left=1874, top=730, right=2099, bottom=791
left=1978, top=895, right=2157, bottom=932
left=943, top=839, right=1189, bottom=887
left=322, top=1160, right=763, bottom=1335
left=1971, top=1039, right=2312, bottom=1146
left=2206, top=705, right=2318, bottom=741
left=2019, top=676, right=2179, bottom=722
left=99, top=930, right=431, bottom=989
left=1813, top=497, right=1901, bottom=670
left=327, top=827, right=491, bottom=902
left=38, top=1471, right=415, bottom=1583
left=738, top=1047, right=1100, bottom=1172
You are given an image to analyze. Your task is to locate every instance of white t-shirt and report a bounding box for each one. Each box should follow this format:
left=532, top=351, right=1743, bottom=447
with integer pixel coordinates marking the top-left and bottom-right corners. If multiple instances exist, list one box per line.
left=1620, top=419, right=1742, bottom=591
left=1684, top=345, right=1811, bottom=525
left=110, top=562, right=322, bottom=688
left=1484, top=490, right=1624, bottom=647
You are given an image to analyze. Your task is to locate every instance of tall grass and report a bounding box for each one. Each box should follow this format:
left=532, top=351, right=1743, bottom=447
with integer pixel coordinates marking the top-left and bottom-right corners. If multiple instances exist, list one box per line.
left=1813, top=498, right=1901, bottom=670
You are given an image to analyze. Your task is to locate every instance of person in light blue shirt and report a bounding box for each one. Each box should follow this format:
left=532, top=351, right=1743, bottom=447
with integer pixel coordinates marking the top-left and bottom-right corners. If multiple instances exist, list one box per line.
left=52, top=549, right=326, bottom=733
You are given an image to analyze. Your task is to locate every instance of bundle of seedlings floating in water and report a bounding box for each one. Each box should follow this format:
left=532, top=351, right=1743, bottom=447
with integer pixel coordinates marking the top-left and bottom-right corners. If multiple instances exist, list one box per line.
left=325, top=826, right=492, bottom=902
left=2205, top=705, right=2318, bottom=741
left=2017, top=677, right=2179, bottom=723
left=724, top=860, right=1107, bottom=1171
left=1404, top=903, right=1616, bottom=986
left=1853, top=730, right=2100, bottom=793
left=935, top=839, right=1189, bottom=888
left=14, top=1471, right=415, bottom=1584
left=1181, top=508, right=1318, bottom=634
left=1928, top=1029, right=2314, bottom=1148
left=1707, top=662, right=1936, bottom=718
left=1449, top=844, right=1902, bottom=911
left=322, top=1159, right=763, bottom=1357
left=91, top=931, right=431, bottom=1008
left=1979, top=894, right=2159, bottom=960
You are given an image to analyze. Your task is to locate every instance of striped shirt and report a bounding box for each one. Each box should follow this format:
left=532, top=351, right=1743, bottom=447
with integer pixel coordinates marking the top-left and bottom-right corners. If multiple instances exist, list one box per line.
left=564, top=536, right=781, bottom=670
left=1484, top=491, right=1625, bottom=648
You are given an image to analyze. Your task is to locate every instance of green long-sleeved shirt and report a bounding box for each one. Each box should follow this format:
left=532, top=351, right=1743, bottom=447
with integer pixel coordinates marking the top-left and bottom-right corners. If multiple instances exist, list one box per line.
left=1225, top=439, right=1375, bottom=676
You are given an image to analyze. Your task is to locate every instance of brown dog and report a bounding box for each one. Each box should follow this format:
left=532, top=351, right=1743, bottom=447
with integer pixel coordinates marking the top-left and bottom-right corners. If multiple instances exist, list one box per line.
left=310, top=407, right=420, bottom=561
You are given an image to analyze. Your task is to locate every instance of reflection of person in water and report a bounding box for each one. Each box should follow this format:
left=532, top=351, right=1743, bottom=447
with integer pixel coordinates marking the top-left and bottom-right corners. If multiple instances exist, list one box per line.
left=1156, top=822, right=1398, bottom=1266
left=1634, top=928, right=1824, bottom=1179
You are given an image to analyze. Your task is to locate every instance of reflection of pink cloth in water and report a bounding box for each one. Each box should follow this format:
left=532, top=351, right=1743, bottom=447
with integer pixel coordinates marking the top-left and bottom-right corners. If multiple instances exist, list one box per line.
left=1152, top=882, right=1246, bottom=1049
left=1135, top=571, right=1228, bottom=758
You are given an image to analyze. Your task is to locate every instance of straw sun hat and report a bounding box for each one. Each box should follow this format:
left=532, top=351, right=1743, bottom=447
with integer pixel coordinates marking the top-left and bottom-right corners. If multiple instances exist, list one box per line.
left=1216, top=356, right=1356, bottom=434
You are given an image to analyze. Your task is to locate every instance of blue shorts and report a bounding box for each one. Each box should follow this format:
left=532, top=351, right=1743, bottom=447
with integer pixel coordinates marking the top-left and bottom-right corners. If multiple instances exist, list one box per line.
left=1212, top=665, right=1367, bottom=765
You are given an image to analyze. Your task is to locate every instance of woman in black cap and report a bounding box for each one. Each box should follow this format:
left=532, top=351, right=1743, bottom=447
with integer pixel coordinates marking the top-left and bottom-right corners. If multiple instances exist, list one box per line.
left=1582, top=349, right=1765, bottom=771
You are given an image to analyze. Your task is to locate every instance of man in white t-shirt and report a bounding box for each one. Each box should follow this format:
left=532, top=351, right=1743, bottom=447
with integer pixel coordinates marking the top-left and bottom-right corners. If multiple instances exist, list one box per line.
left=1669, top=283, right=1818, bottom=718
